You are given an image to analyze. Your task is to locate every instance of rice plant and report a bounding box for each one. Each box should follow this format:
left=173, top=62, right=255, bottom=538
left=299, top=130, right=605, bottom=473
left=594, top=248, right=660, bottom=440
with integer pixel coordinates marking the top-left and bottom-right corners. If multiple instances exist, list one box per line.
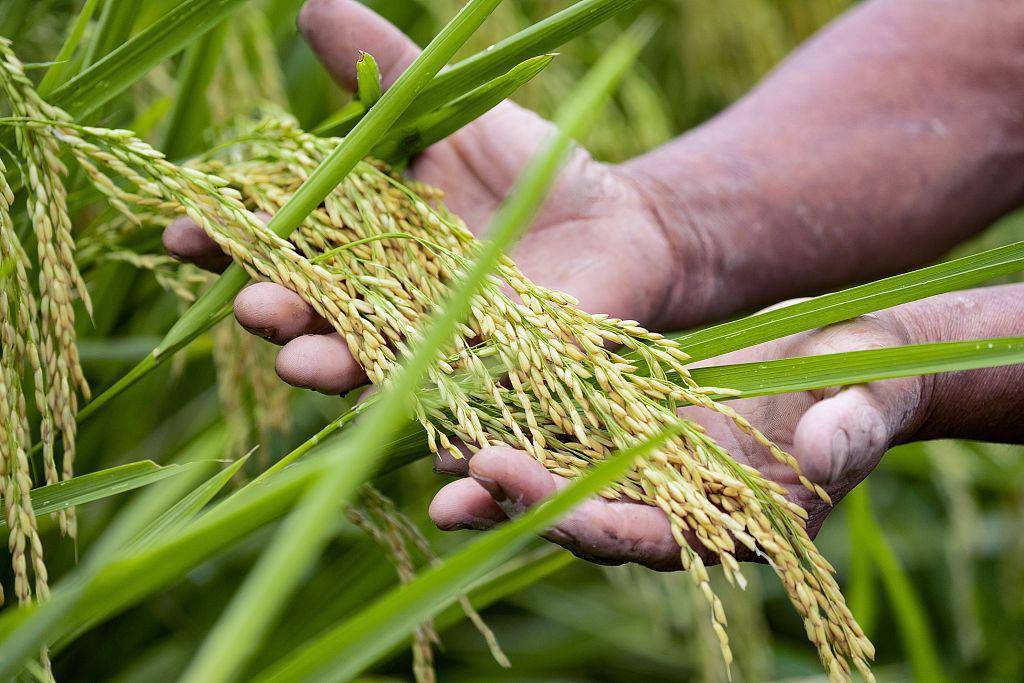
left=1, top=1, right=1023, bottom=682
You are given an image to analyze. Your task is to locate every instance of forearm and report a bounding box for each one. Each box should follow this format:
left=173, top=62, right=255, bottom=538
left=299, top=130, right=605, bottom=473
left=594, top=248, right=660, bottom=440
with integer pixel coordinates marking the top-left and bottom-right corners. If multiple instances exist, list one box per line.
left=624, top=0, right=1024, bottom=328
left=890, top=283, right=1024, bottom=444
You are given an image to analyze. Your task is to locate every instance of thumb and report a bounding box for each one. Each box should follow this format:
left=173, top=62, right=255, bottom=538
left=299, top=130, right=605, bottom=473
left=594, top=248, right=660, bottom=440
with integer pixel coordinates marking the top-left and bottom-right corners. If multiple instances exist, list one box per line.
left=298, top=0, right=420, bottom=92
left=792, top=376, right=925, bottom=488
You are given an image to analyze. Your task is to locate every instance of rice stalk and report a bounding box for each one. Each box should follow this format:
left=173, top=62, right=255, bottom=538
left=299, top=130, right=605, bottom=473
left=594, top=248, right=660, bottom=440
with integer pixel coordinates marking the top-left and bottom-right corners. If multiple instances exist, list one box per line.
left=347, top=488, right=443, bottom=683
left=0, top=159, right=54, bottom=679
left=0, top=37, right=94, bottom=543
left=0, top=40, right=872, bottom=679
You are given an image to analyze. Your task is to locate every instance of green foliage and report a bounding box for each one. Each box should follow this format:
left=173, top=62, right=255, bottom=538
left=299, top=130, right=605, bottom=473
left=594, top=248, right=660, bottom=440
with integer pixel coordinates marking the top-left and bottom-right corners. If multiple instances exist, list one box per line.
left=1, top=1, right=1022, bottom=682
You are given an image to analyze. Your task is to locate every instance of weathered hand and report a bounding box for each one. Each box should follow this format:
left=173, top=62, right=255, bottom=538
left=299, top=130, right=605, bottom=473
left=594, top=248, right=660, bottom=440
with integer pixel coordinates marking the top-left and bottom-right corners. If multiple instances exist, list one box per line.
left=163, top=0, right=699, bottom=394
left=429, top=308, right=929, bottom=570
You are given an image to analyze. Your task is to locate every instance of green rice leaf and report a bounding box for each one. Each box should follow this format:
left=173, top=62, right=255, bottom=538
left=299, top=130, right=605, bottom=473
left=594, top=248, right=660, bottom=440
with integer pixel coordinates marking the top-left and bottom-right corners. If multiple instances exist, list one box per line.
left=845, top=484, right=878, bottom=636
left=318, top=0, right=641, bottom=136
left=690, top=336, right=1024, bottom=399
left=675, top=241, right=1024, bottom=363
left=162, top=21, right=229, bottom=159
left=126, top=455, right=250, bottom=552
left=0, top=457, right=215, bottom=678
left=373, top=54, right=554, bottom=162
left=0, top=461, right=205, bottom=528
left=844, top=486, right=947, bottom=682
left=80, top=0, right=142, bottom=70
left=49, top=0, right=250, bottom=120
left=37, top=0, right=103, bottom=96
left=356, top=51, right=383, bottom=106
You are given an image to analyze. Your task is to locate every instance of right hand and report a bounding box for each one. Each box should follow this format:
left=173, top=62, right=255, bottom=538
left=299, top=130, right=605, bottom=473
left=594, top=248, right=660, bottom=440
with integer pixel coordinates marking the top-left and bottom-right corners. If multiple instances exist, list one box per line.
left=163, top=0, right=711, bottom=397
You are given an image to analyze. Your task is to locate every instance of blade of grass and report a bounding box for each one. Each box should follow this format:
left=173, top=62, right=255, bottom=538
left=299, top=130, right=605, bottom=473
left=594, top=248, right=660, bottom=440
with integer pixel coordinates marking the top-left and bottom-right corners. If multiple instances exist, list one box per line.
left=845, top=483, right=878, bottom=636
left=356, top=51, right=383, bottom=106
left=0, top=460, right=322, bottom=657
left=48, top=0, right=250, bottom=120
left=81, top=0, right=142, bottom=70
left=0, top=457, right=214, bottom=679
left=162, top=20, right=229, bottom=159
left=690, top=336, right=1024, bottom=399
left=845, top=485, right=947, bottom=682
left=126, top=455, right=250, bottom=552
left=253, top=425, right=676, bottom=683
left=675, top=241, right=1024, bottom=363
left=0, top=461, right=204, bottom=527
left=373, top=54, right=554, bottom=163
left=178, top=19, right=649, bottom=683
left=37, top=0, right=103, bottom=96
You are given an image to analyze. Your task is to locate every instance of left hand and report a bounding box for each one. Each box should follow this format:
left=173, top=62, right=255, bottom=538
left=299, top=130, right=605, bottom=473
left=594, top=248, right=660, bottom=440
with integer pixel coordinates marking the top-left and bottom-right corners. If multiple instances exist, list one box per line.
left=428, top=307, right=929, bottom=570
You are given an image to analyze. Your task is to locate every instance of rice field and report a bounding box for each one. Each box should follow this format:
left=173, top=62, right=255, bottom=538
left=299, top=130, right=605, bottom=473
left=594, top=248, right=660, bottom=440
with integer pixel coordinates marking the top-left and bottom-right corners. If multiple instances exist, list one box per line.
left=1, top=1, right=1023, bottom=681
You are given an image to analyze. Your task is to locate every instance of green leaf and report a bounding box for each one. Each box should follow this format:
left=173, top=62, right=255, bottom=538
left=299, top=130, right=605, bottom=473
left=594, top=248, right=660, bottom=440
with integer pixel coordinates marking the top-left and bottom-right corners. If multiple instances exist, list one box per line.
left=0, top=461, right=203, bottom=528
left=356, top=51, right=383, bottom=107
left=0, top=460, right=319, bottom=657
left=126, top=455, right=250, bottom=552
left=253, top=424, right=676, bottom=683
left=689, top=336, right=1024, bottom=399
left=48, top=0, right=251, bottom=120
left=844, top=486, right=947, bottom=682
left=674, top=241, right=1024, bottom=363
left=162, top=21, right=229, bottom=159
left=37, top=0, right=103, bottom=96
left=81, top=0, right=141, bottom=71
left=373, top=54, right=554, bottom=162
left=0, top=457, right=215, bottom=678
left=845, top=483, right=878, bottom=636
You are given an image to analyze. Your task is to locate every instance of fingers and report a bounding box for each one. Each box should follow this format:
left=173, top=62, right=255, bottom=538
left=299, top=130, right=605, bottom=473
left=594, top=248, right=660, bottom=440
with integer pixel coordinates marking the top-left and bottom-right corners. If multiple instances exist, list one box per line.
left=429, top=446, right=683, bottom=570
left=428, top=478, right=507, bottom=531
left=298, top=0, right=419, bottom=91
left=163, top=216, right=231, bottom=272
left=275, top=332, right=368, bottom=394
left=793, top=376, right=923, bottom=487
left=163, top=211, right=272, bottom=272
left=433, top=439, right=472, bottom=476
left=234, top=282, right=331, bottom=345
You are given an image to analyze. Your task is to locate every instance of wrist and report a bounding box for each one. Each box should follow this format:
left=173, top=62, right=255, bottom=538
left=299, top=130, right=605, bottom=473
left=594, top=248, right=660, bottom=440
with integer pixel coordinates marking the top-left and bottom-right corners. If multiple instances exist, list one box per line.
left=616, top=154, right=734, bottom=331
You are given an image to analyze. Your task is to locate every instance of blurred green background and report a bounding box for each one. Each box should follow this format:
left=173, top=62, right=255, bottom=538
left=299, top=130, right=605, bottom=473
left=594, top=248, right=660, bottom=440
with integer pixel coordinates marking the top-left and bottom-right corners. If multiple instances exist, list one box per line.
left=5, top=0, right=1024, bottom=680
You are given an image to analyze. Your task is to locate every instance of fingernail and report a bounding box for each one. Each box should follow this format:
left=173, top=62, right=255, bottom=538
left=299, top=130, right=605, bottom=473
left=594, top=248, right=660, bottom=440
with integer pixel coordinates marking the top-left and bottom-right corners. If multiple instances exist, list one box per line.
left=467, top=516, right=497, bottom=531
left=472, top=473, right=506, bottom=505
left=829, top=429, right=850, bottom=483
left=244, top=326, right=275, bottom=341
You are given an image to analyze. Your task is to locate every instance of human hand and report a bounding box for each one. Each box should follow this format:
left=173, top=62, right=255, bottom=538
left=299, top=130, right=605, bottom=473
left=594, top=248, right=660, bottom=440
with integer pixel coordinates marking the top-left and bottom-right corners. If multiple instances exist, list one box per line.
left=163, top=0, right=708, bottom=395
left=429, top=305, right=932, bottom=569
